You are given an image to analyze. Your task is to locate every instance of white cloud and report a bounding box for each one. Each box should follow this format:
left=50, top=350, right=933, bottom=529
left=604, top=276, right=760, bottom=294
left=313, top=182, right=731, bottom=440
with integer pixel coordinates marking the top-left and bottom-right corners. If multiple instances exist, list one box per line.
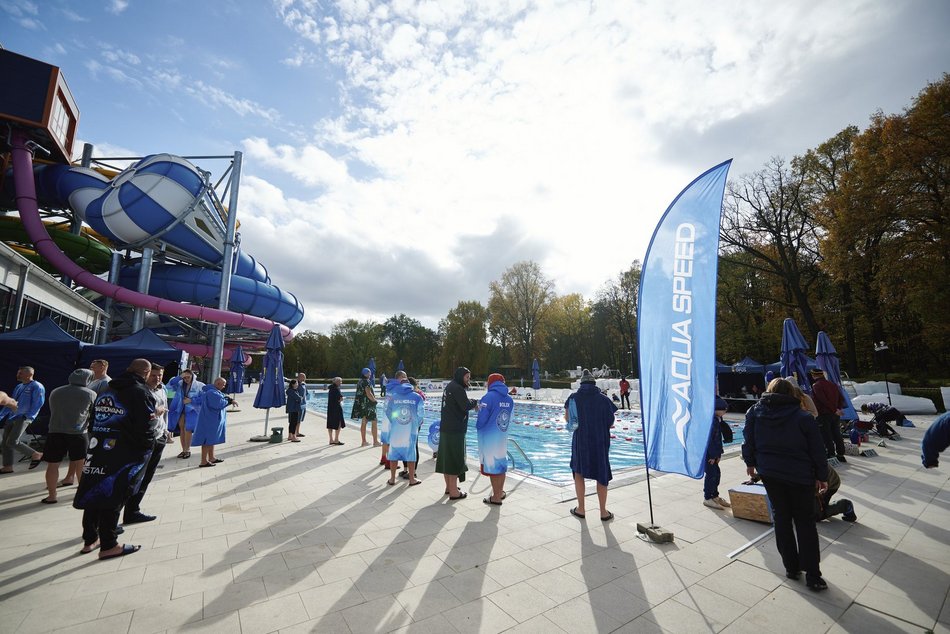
left=107, top=0, right=128, bottom=15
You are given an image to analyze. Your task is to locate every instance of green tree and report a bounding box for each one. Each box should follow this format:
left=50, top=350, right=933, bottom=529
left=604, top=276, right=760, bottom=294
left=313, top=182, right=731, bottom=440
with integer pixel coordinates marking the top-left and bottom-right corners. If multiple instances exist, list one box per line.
left=488, top=261, right=554, bottom=371
left=593, top=261, right=641, bottom=376
left=543, top=293, right=593, bottom=373
left=439, top=301, right=490, bottom=376
left=328, top=319, right=385, bottom=377
left=283, top=330, right=331, bottom=377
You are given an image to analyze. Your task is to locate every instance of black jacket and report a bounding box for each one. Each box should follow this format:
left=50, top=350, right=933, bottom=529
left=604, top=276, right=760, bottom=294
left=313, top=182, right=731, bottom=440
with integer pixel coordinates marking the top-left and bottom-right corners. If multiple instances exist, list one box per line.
left=742, top=393, right=828, bottom=485
left=109, top=371, right=158, bottom=451
left=440, top=367, right=477, bottom=434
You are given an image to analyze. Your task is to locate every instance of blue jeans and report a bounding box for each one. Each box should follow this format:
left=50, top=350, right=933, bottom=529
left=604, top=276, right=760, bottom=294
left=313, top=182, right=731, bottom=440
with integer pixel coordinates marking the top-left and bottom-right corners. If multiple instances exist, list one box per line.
left=703, top=460, right=721, bottom=499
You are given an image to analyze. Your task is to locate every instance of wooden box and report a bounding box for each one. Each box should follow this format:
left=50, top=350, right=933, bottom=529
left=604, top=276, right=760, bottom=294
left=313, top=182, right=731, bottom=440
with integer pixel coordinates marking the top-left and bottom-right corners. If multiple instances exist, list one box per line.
left=728, top=484, right=773, bottom=524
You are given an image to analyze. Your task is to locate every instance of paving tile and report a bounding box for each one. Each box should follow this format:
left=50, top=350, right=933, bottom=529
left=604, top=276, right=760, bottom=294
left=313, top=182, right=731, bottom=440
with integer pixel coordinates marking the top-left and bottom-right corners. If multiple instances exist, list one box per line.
left=238, top=593, right=311, bottom=634
left=276, top=610, right=350, bottom=633
left=47, top=611, right=132, bottom=634
left=442, top=598, right=518, bottom=633
left=485, top=582, right=558, bottom=623
left=202, top=578, right=269, bottom=618
left=128, top=593, right=204, bottom=634
left=439, top=567, right=503, bottom=604
left=827, top=603, right=931, bottom=633
left=299, top=578, right=366, bottom=618
left=672, top=584, right=748, bottom=630
left=340, top=594, right=413, bottom=633
left=541, top=595, right=622, bottom=632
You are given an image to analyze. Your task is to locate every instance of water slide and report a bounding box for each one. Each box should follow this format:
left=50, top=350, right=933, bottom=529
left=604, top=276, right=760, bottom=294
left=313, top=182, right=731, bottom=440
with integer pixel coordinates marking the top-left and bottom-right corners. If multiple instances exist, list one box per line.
left=0, top=215, right=113, bottom=274
left=9, top=132, right=300, bottom=343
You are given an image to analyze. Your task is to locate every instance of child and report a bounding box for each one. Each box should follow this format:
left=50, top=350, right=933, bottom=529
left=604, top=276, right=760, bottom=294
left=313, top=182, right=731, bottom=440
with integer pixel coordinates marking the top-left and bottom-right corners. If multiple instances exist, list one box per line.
left=703, top=396, right=733, bottom=510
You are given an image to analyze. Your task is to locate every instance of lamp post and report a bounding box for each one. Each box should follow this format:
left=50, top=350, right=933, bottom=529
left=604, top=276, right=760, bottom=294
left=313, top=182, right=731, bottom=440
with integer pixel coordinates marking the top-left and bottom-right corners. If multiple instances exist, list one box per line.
left=873, top=341, right=892, bottom=406
left=627, top=343, right=634, bottom=377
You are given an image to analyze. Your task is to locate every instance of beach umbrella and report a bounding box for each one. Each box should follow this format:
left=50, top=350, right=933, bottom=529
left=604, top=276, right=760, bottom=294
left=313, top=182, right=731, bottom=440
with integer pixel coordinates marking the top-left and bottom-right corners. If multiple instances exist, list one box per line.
left=368, top=357, right=376, bottom=381
left=396, top=359, right=404, bottom=374
left=532, top=358, right=541, bottom=390
left=226, top=345, right=247, bottom=395
left=252, top=325, right=286, bottom=439
left=780, top=318, right=811, bottom=393
left=815, top=331, right=858, bottom=420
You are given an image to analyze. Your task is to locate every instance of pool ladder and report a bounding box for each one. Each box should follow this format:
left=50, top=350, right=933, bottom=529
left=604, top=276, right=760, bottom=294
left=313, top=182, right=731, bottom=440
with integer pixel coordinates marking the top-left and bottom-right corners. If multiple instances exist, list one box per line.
left=506, top=438, right=534, bottom=475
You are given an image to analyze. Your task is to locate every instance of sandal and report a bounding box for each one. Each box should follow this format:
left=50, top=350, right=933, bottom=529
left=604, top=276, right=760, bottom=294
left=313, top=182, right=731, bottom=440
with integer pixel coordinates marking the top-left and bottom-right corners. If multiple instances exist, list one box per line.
left=483, top=497, right=503, bottom=506
left=408, top=480, right=422, bottom=486
left=448, top=492, right=467, bottom=500
left=198, top=462, right=215, bottom=468
left=40, top=498, right=57, bottom=504
left=212, top=458, right=224, bottom=463
left=98, top=544, right=141, bottom=560
left=177, top=451, right=190, bottom=459
left=601, top=511, right=614, bottom=522
left=570, top=507, right=585, bottom=519
left=28, top=458, right=42, bottom=470
left=58, top=481, right=74, bottom=487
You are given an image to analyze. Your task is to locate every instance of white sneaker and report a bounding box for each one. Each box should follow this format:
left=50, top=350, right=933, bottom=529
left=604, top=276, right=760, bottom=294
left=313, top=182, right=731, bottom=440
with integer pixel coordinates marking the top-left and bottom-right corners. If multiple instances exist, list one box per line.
left=703, top=498, right=725, bottom=510
left=714, top=496, right=732, bottom=508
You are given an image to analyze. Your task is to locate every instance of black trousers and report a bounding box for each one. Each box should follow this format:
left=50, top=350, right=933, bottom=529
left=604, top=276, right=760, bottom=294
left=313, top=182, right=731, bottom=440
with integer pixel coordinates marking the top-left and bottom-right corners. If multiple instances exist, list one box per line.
left=761, top=475, right=822, bottom=577
left=620, top=393, right=631, bottom=409
left=82, top=508, right=121, bottom=550
left=817, top=413, right=845, bottom=458
left=124, top=440, right=165, bottom=520
left=288, top=412, right=300, bottom=435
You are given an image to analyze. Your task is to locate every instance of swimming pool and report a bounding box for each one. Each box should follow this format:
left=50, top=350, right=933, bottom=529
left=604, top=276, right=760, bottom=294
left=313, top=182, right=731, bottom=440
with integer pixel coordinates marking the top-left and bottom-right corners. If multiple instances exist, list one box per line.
left=306, top=390, right=744, bottom=484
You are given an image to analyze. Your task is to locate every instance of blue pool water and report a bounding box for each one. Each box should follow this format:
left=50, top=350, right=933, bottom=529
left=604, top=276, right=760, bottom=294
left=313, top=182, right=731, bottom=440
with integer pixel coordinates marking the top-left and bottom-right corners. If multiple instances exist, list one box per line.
left=307, top=390, right=744, bottom=484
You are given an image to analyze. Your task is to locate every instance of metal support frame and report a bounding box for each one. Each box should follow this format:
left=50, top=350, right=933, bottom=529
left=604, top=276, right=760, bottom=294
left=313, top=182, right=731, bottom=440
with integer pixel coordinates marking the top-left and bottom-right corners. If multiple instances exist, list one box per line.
left=11, top=263, right=29, bottom=329
left=99, top=251, right=122, bottom=343
left=130, top=246, right=154, bottom=332
left=209, top=151, right=242, bottom=381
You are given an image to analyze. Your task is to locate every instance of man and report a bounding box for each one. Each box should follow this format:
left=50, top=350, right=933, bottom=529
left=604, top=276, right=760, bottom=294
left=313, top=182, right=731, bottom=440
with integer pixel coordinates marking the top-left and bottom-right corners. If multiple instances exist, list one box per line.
left=619, top=376, right=631, bottom=410
left=380, top=373, right=388, bottom=397
left=41, top=369, right=96, bottom=503
left=295, top=373, right=308, bottom=437
left=351, top=368, right=379, bottom=447
left=860, top=403, right=904, bottom=439
left=477, top=373, right=514, bottom=505
left=816, top=465, right=857, bottom=522
left=191, top=377, right=232, bottom=467
left=436, top=367, right=478, bottom=500
left=703, top=396, right=733, bottom=511
left=566, top=369, right=617, bottom=521
left=0, top=366, right=46, bottom=473
left=123, top=364, right=169, bottom=523
left=75, top=358, right=155, bottom=559
left=810, top=368, right=847, bottom=462
left=385, top=371, right=424, bottom=487
left=88, top=359, right=112, bottom=395
left=922, top=411, right=950, bottom=468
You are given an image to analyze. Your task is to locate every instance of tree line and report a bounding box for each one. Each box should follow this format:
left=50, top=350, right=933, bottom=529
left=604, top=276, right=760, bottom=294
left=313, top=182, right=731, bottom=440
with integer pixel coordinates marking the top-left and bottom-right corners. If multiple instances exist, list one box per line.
left=284, top=76, right=948, bottom=382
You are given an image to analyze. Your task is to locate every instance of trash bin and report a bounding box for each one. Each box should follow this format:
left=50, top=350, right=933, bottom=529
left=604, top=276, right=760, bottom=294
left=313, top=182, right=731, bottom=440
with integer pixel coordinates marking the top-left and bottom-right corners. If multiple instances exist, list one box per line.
left=269, top=427, right=284, bottom=443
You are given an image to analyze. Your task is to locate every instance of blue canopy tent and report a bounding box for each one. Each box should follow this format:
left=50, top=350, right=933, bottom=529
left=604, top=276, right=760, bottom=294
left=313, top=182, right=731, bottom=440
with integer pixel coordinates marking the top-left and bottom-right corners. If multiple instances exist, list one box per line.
left=816, top=331, right=858, bottom=420
left=226, top=346, right=247, bottom=395
left=715, top=360, right=732, bottom=374
left=532, top=358, right=541, bottom=390
left=732, top=356, right=765, bottom=374
left=251, top=325, right=286, bottom=441
left=0, top=317, right=82, bottom=419
left=79, top=328, right=186, bottom=374
left=781, top=318, right=812, bottom=393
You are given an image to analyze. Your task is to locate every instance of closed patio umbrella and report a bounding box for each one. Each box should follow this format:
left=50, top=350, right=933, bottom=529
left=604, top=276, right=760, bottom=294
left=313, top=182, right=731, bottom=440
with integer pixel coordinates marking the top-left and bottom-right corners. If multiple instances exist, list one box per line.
left=251, top=325, right=286, bottom=440
left=780, top=318, right=811, bottom=393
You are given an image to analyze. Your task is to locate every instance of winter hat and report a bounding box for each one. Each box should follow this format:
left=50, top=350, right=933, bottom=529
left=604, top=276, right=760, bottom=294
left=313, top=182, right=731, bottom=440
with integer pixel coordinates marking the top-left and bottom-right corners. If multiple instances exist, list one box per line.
left=487, top=373, right=505, bottom=387
left=580, top=369, right=596, bottom=384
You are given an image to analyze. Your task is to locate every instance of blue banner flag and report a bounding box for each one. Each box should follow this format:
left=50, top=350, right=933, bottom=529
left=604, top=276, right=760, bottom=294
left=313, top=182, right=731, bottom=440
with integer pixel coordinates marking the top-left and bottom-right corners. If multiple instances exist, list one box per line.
left=638, top=160, right=731, bottom=478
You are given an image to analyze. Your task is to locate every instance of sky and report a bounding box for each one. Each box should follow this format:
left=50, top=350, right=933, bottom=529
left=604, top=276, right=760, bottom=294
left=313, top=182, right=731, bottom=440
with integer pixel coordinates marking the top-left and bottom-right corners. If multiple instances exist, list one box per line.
left=2, top=0, right=949, bottom=335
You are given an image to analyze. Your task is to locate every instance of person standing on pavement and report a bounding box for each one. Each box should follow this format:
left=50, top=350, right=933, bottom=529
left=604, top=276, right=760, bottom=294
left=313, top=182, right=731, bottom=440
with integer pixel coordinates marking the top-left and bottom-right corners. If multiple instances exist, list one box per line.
left=566, top=369, right=617, bottom=521
left=88, top=359, right=112, bottom=395
left=326, top=377, right=345, bottom=446
left=351, top=368, right=379, bottom=447
left=477, top=373, right=514, bottom=506
left=436, top=367, right=478, bottom=500
left=0, top=366, right=46, bottom=473
left=40, top=369, right=96, bottom=503
left=168, top=369, right=203, bottom=459
left=191, top=377, right=233, bottom=467
left=810, top=369, right=847, bottom=462
left=295, top=373, right=308, bottom=437
left=122, top=364, right=169, bottom=524
left=619, top=376, right=631, bottom=410
left=702, top=395, right=733, bottom=511
left=286, top=379, right=303, bottom=442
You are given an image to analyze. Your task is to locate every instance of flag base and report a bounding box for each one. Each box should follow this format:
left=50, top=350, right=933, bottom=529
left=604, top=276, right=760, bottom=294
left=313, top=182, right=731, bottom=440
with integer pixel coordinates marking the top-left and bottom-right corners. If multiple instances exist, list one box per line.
left=637, top=522, right=674, bottom=543
left=248, top=435, right=271, bottom=442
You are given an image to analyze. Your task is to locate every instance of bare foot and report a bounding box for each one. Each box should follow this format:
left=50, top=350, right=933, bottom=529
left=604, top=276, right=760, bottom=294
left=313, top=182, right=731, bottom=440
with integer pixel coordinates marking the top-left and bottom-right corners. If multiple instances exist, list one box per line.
left=80, top=540, right=99, bottom=554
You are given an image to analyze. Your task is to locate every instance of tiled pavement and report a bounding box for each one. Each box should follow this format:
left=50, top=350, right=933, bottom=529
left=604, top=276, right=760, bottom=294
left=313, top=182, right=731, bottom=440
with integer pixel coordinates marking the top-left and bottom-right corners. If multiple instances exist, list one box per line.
left=0, top=393, right=947, bottom=633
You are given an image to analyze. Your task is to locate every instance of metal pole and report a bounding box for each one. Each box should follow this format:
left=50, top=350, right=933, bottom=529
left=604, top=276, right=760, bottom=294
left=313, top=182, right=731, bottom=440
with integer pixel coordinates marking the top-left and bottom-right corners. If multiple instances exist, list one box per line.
left=130, top=247, right=154, bottom=332
left=12, top=263, right=30, bottom=329
left=209, top=151, right=242, bottom=380
left=100, top=251, right=122, bottom=342
left=884, top=371, right=892, bottom=406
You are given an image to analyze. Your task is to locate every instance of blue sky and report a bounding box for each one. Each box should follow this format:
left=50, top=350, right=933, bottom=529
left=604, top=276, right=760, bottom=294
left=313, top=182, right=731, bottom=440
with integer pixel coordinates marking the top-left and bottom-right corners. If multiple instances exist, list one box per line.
left=2, top=0, right=949, bottom=335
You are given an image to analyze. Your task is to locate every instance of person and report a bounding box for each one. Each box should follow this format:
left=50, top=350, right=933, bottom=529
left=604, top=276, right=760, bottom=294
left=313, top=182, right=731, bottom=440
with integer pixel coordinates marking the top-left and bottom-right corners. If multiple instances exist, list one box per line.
left=326, top=377, right=345, bottom=445
left=380, top=373, right=388, bottom=397
left=41, top=369, right=96, bottom=503
left=477, top=373, right=514, bottom=505
left=398, top=377, right=426, bottom=478
left=787, top=378, right=818, bottom=418
left=122, top=363, right=169, bottom=524
left=286, top=379, right=303, bottom=442
left=816, top=465, right=857, bottom=522
left=703, top=396, right=733, bottom=510
left=742, top=378, right=829, bottom=591
left=436, top=367, right=478, bottom=500
left=295, top=373, right=308, bottom=437
left=860, top=403, right=904, bottom=438
left=351, top=368, right=379, bottom=447
left=810, top=368, right=847, bottom=462
left=619, top=376, right=631, bottom=410
left=191, top=377, right=232, bottom=467
left=385, top=371, right=424, bottom=486
left=380, top=376, right=400, bottom=469
left=74, top=358, right=155, bottom=559
left=168, top=369, right=203, bottom=459
left=922, top=411, right=950, bottom=468
left=0, top=366, right=46, bottom=473
left=88, top=359, right=112, bottom=395
left=566, top=369, right=617, bottom=521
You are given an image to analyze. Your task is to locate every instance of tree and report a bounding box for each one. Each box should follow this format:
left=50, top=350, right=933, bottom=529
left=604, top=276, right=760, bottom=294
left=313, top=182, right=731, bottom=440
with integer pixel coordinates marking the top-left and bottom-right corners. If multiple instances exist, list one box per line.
left=283, top=330, right=330, bottom=377
left=488, top=261, right=554, bottom=371
left=381, top=314, right=438, bottom=375
left=438, top=301, right=490, bottom=376
left=328, top=319, right=385, bottom=377
left=543, top=293, right=593, bottom=373
left=593, top=261, right=641, bottom=376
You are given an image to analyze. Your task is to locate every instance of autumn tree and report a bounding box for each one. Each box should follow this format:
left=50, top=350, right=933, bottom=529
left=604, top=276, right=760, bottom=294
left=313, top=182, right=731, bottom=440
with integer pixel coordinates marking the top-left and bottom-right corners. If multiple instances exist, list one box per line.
left=593, top=261, right=641, bottom=376
left=328, top=319, right=385, bottom=377
left=488, top=261, right=554, bottom=371
left=543, top=293, right=594, bottom=373
left=439, top=301, right=490, bottom=376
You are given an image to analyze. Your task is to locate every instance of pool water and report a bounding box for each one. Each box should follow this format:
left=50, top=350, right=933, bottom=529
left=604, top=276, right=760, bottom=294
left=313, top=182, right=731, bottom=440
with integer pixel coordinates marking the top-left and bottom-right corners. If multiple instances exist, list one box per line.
left=307, top=390, right=744, bottom=484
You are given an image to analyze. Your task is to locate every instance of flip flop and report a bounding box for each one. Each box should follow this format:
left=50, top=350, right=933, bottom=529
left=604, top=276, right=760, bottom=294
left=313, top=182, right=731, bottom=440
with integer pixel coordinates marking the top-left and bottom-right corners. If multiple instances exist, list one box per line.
left=28, top=459, right=42, bottom=470
left=212, top=458, right=224, bottom=463
left=98, top=544, right=140, bottom=560
left=387, top=480, right=395, bottom=486
left=408, top=480, right=422, bottom=486
left=80, top=541, right=99, bottom=554
left=58, top=481, right=74, bottom=487
left=601, top=512, right=615, bottom=522
left=198, top=463, right=215, bottom=468
left=448, top=492, right=467, bottom=500
left=40, top=498, right=57, bottom=504
left=483, top=497, right=503, bottom=506
left=570, top=507, right=585, bottom=519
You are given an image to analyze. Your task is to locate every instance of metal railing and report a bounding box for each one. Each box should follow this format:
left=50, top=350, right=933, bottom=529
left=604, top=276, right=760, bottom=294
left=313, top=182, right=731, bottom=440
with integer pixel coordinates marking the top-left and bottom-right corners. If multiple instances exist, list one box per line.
left=506, top=438, right=534, bottom=474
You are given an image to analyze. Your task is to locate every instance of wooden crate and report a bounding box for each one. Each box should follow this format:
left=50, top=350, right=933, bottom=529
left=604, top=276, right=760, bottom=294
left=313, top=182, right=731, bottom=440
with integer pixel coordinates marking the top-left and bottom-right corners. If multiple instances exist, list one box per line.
left=728, top=484, right=773, bottom=524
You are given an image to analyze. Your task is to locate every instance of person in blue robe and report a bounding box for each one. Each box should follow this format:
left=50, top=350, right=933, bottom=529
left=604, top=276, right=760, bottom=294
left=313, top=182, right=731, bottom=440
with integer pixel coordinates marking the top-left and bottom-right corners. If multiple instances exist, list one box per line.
left=190, top=378, right=232, bottom=467
left=167, top=370, right=204, bottom=459
left=384, top=372, right=425, bottom=486
left=477, top=373, right=514, bottom=505
left=566, top=369, right=617, bottom=521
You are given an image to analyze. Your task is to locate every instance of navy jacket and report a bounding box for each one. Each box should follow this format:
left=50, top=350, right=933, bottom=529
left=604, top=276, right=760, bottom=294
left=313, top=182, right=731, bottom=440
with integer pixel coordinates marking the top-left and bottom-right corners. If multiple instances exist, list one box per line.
left=742, top=393, right=828, bottom=485
left=922, top=411, right=950, bottom=468
left=707, top=396, right=729, bottom=460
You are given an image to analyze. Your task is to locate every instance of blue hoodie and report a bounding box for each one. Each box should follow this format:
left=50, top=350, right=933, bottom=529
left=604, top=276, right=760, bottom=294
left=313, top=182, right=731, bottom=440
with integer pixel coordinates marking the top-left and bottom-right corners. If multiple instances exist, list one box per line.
left=922, top=411, right=950, bottom=468
left=476, top=381, right=514, bottom=474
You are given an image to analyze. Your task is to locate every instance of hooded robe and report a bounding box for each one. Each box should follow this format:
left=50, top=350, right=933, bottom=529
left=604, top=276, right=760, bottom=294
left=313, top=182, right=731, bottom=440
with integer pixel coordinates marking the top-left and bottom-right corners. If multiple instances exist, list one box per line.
left=477, top=381, right=514, bottom=474
left=385, top=381, right=425, bottom=462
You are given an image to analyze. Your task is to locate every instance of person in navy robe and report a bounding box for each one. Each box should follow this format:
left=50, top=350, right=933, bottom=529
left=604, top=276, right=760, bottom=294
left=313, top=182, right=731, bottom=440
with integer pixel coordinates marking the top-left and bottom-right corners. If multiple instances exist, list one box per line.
left=565, top=369, right=617, bottom=521
left=477, top=373, right=514, bottom=506
left=191, top=377, right=232, bottom=467
left=384, top=371, right=424, bottom=486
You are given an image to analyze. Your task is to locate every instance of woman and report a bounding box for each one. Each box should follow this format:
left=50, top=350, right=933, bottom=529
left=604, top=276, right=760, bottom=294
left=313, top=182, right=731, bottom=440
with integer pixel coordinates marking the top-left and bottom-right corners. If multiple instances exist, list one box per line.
left=167, top=370, right=203, bottom=459
left=350, top=368, right=378, bottom=447
left=326, top=377, right=345, bottom=445
left=477, top=373, right=514, bottom=505
left=286, top=379, right=303, bottom=442
left=397, top=377, right=426, bottom=478
left=742, top=378, right=830, bottom=591
left=566, top=369, right=617, bottom=521
left=436, top=367, right=478, bottom=500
